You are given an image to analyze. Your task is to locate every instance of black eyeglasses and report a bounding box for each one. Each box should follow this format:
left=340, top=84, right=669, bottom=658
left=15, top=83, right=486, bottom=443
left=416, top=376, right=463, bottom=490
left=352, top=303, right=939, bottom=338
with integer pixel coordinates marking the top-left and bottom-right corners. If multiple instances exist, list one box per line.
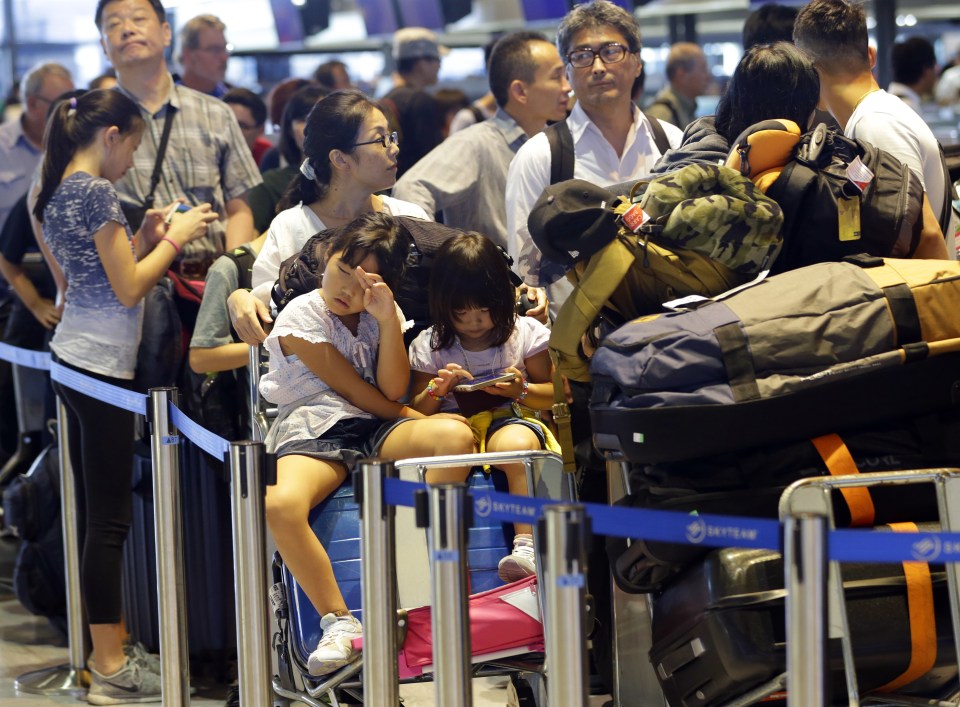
left=353, top=131, right=399, bottom=149
left=566, top=42, right=630, bottom=69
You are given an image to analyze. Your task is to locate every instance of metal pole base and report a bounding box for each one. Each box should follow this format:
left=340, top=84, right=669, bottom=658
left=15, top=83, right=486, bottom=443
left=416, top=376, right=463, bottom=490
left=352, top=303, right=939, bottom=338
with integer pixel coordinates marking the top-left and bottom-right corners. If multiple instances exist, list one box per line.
left=14, top=664, right=87, bottom=696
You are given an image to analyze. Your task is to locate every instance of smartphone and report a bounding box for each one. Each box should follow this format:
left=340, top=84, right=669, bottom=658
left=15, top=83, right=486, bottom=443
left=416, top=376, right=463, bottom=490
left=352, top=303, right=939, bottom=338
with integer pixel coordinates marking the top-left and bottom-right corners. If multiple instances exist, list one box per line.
left=453, top=371, right=515, bottom=393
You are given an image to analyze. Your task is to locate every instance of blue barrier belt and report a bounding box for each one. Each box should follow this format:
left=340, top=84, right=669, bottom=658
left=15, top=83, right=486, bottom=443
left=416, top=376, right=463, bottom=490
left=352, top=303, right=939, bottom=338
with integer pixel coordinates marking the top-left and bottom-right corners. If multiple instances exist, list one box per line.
left=50, top=361, right=147, bottom=416
left=383, top=477, right=782, bottom=551
left=7, top=340, right=960, bottom=565
left=0, top=341, right=52, bottom=370
left=169, top=404, right=230, bottom=461
left=831, top=527, right=960, bottom=564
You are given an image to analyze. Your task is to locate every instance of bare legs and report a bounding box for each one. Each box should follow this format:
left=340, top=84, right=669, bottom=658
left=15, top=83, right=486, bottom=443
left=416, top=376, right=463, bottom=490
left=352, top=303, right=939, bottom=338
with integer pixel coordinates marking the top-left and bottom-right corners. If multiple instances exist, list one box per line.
left=265, top=456, right=349, bottom=616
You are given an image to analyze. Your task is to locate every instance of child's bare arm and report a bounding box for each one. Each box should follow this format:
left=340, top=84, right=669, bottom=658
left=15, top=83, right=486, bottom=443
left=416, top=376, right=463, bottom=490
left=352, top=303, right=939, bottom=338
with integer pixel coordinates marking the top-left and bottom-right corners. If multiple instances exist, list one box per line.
left=281, top=334, right=424, bottom=419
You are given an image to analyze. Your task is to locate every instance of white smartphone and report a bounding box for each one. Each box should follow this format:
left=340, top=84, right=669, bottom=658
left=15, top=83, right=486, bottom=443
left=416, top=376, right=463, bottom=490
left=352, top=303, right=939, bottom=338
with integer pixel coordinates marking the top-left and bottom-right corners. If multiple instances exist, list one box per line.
left=453, top=371, right=516, bottom=393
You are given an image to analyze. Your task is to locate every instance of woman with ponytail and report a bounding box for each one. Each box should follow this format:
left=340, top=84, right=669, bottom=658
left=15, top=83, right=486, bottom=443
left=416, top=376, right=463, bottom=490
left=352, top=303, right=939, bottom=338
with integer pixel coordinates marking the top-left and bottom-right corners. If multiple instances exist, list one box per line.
left=36, top=88, right=218, bottom=704
left=227, top=89, right=429, bottom=345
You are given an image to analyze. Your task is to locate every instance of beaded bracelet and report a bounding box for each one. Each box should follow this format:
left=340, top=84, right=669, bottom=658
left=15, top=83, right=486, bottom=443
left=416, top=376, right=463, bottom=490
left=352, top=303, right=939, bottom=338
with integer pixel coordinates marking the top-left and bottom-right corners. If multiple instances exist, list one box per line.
left=515, top=378, right=529, bottom=404
left=426, top=380, right=445, bottom=400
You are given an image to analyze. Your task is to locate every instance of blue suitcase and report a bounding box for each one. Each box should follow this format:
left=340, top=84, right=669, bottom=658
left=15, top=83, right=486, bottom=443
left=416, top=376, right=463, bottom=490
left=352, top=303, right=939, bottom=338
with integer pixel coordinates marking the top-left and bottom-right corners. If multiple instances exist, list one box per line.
left=282, top=468, right=512, bottom=670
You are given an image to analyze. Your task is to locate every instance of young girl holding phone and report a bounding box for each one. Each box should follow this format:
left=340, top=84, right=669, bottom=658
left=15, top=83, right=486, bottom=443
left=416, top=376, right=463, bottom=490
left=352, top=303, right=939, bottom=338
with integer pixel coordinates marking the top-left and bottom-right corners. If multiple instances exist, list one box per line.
left=34, top=88, right=217, bottom=703
left=408, top=232, right=558, bottom=582
left=260, top=212, right=475, bottom=676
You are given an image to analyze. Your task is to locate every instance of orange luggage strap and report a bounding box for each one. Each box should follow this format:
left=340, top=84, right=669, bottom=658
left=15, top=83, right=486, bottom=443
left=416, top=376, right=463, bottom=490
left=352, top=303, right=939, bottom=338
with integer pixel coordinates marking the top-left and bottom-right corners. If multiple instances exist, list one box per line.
left=875, top=522, right=937, bottom=693
left=810, top=433, right=876, bottom=527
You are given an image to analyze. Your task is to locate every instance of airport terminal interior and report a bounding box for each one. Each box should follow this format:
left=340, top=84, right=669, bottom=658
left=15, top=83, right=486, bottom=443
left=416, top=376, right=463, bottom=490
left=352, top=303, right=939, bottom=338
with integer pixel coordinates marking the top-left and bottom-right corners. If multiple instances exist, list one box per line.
left=1, top=0, right=960, bottom=705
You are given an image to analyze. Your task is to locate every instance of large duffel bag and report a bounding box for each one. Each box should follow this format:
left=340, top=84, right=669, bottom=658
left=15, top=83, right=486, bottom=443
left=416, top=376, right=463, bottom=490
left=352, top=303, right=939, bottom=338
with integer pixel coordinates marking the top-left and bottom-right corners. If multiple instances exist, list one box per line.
left=651, top=537, right=956, bottom=706
left=590, top=256, right=960, bottom=464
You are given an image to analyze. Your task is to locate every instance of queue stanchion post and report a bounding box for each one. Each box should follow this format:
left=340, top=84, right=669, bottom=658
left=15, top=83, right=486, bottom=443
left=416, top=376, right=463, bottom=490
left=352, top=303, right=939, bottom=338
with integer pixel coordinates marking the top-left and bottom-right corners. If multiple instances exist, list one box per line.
left=229, top=441, right=274, bottom=706
left=357, top=459, right=400, bottom=705
left=14, top=396, right=87, bottom=697
left=148, top=387, right=189, bottom=706
left=784, top=511, right=828, bottom=707
left=416, top=483, right=472, bottom=707
left=247, top=345, right=263, bottom=442
left=541, top=504, right=590, bottom=706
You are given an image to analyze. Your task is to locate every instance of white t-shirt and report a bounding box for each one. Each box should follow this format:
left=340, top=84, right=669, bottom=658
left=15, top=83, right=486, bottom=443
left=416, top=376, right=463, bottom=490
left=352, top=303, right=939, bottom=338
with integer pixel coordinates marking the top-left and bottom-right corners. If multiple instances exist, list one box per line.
left=408, top=316, right=550, bottom=413
left=505, top=101, right=683, bottom=315
left=249, top=196, right=431, bottom=304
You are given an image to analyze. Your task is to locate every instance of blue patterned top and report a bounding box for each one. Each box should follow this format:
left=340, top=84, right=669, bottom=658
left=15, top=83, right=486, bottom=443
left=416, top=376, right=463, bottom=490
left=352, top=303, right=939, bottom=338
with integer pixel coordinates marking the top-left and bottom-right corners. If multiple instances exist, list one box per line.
left=44, top=172, right=142, bottom=379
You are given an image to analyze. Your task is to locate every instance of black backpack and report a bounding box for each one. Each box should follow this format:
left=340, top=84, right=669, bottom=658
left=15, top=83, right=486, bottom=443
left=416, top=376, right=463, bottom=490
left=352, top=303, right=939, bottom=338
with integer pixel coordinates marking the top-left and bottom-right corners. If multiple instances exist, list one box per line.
left=1, top=443, right=67, bottom=635
left=271, top=217, right=463, bottom=343
left=733, top=121, right=929, bottom=274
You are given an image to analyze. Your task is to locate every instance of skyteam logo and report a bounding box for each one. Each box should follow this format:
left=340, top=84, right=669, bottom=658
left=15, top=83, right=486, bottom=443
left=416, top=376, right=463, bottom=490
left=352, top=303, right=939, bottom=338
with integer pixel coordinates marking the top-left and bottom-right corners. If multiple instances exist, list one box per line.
left=686, top=517, right=708, bottom=544
left=474, top=494, right=492, bottom=518
left=912, top=536, right=942, bottom=562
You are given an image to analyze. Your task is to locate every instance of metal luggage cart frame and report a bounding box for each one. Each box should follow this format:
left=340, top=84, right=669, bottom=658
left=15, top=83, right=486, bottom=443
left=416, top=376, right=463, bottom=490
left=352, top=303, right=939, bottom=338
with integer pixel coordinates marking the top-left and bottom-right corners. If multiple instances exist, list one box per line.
left=250, top=347, right=575, bottom=705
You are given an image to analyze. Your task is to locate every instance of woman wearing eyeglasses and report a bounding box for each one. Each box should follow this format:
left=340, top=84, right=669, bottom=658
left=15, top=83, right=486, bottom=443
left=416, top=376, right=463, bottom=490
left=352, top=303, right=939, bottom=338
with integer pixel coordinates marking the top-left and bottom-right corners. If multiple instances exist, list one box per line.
left=228, top=89, right=429, bottom=345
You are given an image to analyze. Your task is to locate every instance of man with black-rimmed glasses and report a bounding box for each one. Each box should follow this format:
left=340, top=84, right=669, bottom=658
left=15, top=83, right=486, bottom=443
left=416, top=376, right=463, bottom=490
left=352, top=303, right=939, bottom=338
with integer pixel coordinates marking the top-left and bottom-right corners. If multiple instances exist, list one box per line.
left=505, top=0, right=682, bottom=314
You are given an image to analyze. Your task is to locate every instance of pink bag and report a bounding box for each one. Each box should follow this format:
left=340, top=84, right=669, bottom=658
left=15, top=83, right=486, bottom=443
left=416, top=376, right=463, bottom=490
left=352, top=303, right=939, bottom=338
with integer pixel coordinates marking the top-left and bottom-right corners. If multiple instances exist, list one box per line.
left=402, top=575, right=544, bottom=673
left=353, top=576, right=544, bottom=678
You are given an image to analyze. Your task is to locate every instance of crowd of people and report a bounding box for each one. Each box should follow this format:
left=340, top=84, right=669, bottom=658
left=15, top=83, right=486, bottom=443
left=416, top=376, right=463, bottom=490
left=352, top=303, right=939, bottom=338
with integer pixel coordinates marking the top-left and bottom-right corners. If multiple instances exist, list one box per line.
left=0, top=0, right=958, bottom=704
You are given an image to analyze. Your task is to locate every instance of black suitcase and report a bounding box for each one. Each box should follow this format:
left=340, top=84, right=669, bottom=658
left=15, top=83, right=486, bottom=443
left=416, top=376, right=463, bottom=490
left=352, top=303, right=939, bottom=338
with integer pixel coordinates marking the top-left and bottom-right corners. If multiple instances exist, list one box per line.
left=121, top=439, right=236, bottom=673
left=650, top=544, right=957, bottom=707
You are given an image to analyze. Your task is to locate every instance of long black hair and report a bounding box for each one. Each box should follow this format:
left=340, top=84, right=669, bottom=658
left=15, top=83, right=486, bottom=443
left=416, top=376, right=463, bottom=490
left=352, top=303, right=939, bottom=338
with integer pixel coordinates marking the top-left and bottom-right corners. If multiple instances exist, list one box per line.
left=277, top=89, right=384, bottom=211
left=715, top=42, right=820, bottom=142
left=34, top=88, right=143, bottom=222
left=428, top=233, right=517, bottom=352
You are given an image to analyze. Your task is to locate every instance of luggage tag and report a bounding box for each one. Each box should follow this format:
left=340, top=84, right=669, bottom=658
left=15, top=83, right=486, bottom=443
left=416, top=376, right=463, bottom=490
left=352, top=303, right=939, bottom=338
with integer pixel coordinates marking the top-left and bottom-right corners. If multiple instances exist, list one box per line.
left=845, top=156, right=874, bottom=194
left=837, top=198, right=862, bottom=242
left=620, top=203, right=650, bottom=233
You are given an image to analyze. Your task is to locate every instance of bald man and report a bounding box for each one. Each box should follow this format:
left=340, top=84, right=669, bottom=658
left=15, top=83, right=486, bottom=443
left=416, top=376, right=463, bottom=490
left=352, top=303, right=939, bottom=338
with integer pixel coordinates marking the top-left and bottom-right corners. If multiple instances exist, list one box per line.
left=645, top=42, right=710, bottom=130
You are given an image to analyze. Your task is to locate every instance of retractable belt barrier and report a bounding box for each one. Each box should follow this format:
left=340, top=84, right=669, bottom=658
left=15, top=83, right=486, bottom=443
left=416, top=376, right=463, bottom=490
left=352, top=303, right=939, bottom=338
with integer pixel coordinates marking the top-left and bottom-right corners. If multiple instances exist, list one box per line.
left=5, top=340, right=960, bottom=707
left=3, top=341, right=960, bottom=565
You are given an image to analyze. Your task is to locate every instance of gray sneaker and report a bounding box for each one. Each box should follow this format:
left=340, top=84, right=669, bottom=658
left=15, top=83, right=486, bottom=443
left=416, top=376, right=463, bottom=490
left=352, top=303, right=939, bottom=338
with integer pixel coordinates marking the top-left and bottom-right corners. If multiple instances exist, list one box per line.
left=88, top=657, right=162, bottom=705
left=125, top=642, right=161, bottom=675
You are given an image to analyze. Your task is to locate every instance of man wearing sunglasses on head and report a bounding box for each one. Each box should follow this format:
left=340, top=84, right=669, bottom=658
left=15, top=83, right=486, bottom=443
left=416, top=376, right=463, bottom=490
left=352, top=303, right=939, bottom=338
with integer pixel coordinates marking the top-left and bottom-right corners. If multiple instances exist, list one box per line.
left=505, top=0, right=683, bottom=318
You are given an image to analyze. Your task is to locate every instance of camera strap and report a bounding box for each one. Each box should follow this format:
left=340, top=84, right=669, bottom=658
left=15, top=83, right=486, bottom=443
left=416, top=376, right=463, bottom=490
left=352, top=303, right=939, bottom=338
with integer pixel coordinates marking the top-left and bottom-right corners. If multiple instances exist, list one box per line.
left=143, top=100, right=178, bottom=210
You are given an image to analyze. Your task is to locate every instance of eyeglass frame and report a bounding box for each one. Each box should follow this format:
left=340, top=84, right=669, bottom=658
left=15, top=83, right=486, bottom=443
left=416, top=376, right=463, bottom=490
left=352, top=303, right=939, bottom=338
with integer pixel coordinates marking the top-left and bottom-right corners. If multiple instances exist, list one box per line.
left=566, top=42, right=632, bottom=69
left=352, top=131, right=399, bottom=149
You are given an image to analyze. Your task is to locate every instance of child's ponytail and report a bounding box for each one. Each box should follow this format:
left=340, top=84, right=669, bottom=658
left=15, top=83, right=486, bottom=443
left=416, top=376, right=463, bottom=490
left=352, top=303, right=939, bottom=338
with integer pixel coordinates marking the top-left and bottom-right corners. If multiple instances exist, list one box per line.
left=33, top=88, right=143, bottom=223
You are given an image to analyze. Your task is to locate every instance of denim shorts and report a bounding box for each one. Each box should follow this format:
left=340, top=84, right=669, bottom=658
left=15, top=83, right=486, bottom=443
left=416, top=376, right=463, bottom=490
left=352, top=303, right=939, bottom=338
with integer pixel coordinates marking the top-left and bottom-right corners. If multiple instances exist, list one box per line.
left=274, top=417, right=413, bottom=468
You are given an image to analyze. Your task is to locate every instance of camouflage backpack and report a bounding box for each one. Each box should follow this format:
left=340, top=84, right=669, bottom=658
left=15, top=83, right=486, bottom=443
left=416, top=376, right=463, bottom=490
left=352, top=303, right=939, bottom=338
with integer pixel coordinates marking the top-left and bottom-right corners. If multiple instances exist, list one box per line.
left=528, top=164, right=784, bottom=382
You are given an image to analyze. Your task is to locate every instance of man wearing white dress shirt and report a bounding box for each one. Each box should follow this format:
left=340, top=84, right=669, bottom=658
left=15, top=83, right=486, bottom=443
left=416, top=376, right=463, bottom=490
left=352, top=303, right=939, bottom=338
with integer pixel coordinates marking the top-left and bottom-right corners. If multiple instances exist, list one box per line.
left=504, top=0, right=682, bottom=315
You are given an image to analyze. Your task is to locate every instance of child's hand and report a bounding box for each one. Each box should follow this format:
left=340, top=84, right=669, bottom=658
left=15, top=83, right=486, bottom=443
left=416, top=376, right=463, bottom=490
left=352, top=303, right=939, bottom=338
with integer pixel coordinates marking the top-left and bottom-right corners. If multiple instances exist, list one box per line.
left=166, top=203, right=219, bottom=246
left=139, top=199, right=184, bottom=248
left=356, top=266, right=395, bottom=323
left=489, top=366, right=525, bottom=398
left=431, top=363, right=471, bottom=398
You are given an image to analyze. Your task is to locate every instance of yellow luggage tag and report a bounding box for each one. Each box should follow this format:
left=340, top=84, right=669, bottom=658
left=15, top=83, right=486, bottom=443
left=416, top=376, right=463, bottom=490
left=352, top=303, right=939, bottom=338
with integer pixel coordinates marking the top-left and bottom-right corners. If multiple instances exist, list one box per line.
left=838, top=197, right=862, bottom=242
left=838, top=155, right=872, bottom=242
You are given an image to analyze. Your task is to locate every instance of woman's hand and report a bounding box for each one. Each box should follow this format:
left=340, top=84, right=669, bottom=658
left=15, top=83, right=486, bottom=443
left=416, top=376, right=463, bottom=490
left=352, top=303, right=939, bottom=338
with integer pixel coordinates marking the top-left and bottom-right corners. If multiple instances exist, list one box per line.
left=356, top=266, right=396, bottom=323
left=517, top=285, right=549, bottom=324
left=227, top=289, right=272, bottom=345
left=489, top=366, right=525, bottom=398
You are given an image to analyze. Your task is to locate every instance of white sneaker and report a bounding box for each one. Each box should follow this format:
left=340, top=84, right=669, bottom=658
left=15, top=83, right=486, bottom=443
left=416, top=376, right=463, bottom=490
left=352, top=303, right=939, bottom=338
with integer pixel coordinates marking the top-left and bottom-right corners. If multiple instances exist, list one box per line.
left=307, top=613, right=362, bottom=676
left=498, top=533, right=536, bottom=583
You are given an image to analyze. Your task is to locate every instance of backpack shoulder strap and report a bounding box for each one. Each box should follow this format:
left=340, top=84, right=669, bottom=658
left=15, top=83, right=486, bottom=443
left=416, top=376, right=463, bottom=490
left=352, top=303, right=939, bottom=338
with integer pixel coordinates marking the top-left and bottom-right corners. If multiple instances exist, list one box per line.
left=221, top=246, right=257, bottom=291
left=649, top=99, right=682, bottom=133
left=642, top=110, right=672, bottom=156
left=937, top=141, right=955, bottom=238
left=469, top=105, right=485, bottom=124
left=546, top=120, right=575, bottom=185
